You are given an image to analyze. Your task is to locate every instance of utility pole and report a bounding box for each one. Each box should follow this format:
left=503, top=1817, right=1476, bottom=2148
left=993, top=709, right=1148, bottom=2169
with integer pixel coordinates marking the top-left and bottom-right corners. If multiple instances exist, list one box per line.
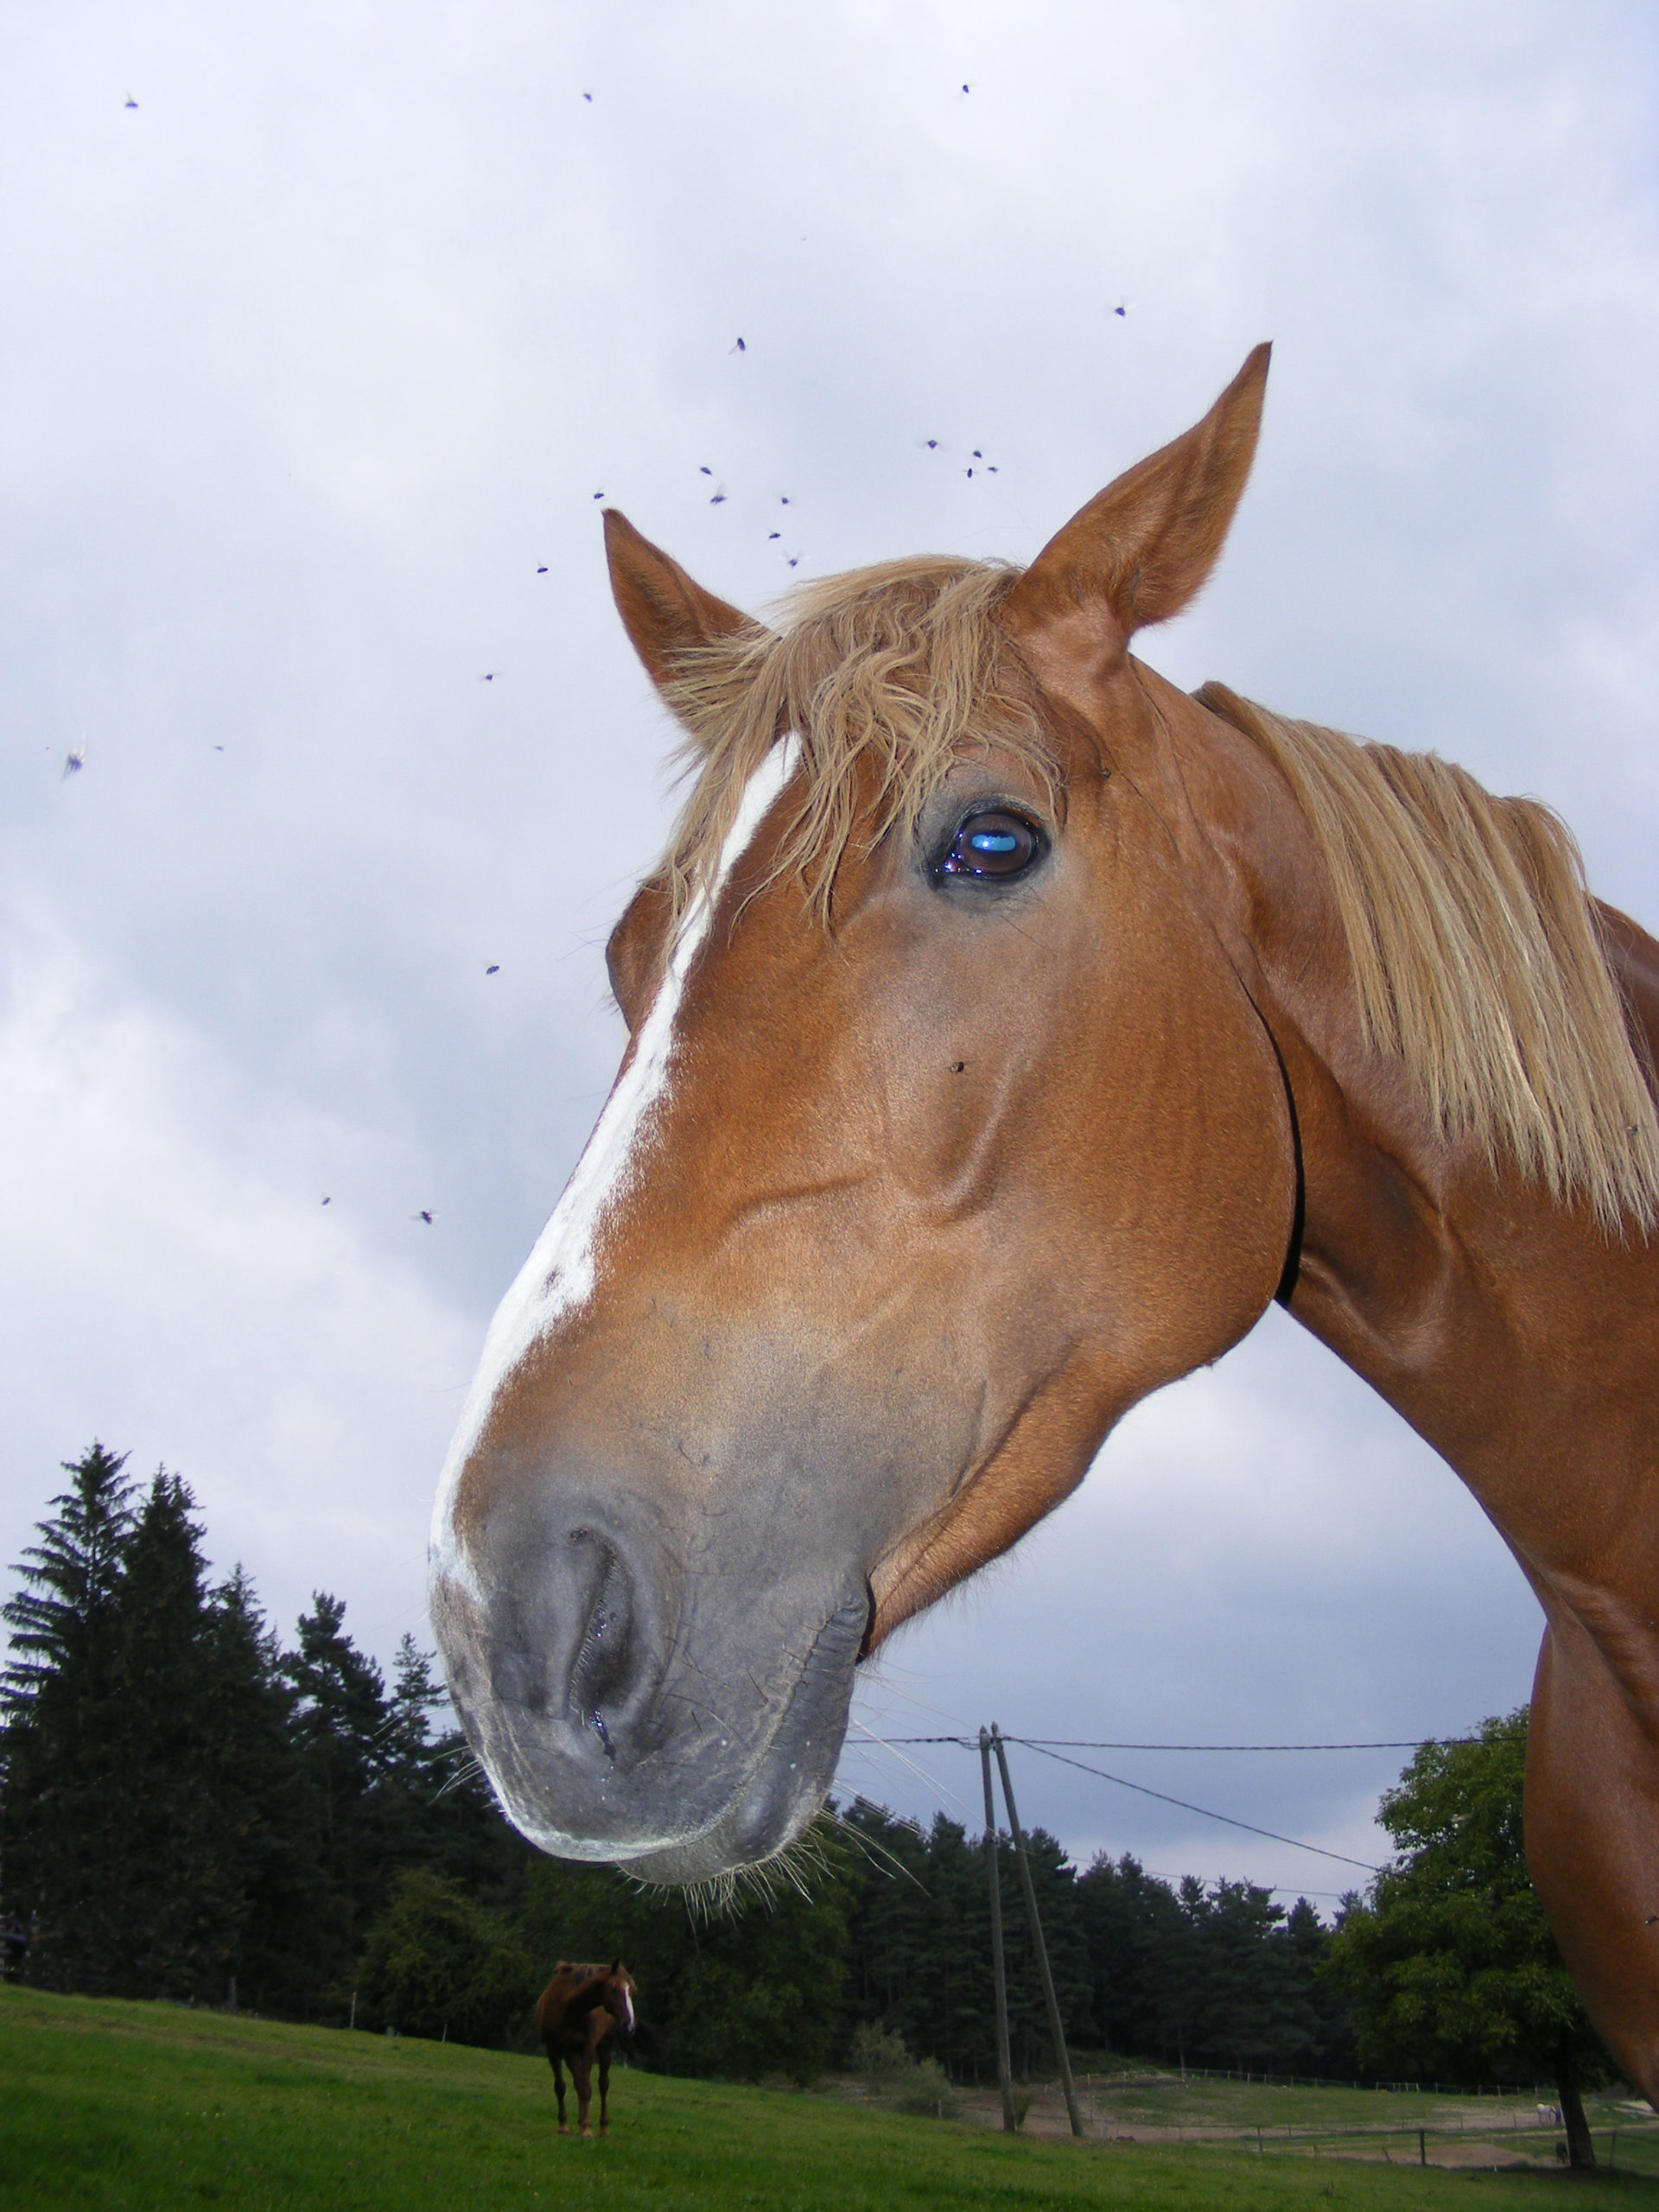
left=991, top=1725, right=1086, bottom=2139
left=979, top=1728, right=1016, bottom=2133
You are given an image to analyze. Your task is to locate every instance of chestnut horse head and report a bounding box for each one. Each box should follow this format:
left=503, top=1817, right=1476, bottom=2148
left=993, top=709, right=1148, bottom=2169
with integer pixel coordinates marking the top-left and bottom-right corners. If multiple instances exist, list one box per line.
left=432, top=350, right=1659, bottom=2111
left=432, top=349, right=1301, bottom=1880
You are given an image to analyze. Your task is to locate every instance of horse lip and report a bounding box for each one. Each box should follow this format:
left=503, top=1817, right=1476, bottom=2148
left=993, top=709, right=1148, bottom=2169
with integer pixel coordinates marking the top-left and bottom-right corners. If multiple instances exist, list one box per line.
left=622, top=1592, right=868, bottom=1885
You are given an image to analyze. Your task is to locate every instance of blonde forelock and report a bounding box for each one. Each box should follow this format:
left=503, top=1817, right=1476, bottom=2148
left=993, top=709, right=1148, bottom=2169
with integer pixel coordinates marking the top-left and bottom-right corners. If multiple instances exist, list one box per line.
left=657, top=557, right=1053, bottom=929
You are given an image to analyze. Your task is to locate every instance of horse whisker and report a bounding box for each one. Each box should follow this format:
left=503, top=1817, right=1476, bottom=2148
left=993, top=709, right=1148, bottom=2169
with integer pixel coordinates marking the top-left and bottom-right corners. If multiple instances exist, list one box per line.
left=428, top=1754, right=485, bottom=1803
left=823, top=1807, right=927, bottom=1890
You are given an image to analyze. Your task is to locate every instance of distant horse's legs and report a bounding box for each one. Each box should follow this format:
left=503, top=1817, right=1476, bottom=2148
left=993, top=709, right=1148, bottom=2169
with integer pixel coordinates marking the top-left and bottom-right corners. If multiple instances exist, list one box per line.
left=574, top=2050, right=594, bottom=2139
left=550, top=2051, right=569, bottom=2133
left=1527, top=1612, right=1659, bottom=2105
left=598, top=2045, right=612, bottom=2136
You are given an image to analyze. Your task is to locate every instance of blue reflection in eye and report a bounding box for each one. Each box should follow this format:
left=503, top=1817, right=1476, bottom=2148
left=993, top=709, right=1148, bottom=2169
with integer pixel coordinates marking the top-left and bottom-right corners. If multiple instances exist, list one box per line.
left=939, top=807, right=1042, bottom=880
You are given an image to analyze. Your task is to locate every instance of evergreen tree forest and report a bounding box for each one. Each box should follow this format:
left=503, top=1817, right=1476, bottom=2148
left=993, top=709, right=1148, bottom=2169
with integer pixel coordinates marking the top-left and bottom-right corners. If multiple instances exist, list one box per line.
left=1, top=1442, right=1506, bottom=2089
left=1, top=1446, right=519, bottom=2018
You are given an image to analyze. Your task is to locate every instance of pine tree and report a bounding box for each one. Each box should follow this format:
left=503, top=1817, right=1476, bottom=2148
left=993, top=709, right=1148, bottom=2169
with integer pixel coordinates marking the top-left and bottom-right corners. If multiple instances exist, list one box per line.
left=1, top=1445, right=137, bottom=1986
left=836, top=1805, right=1092, bottom=2084
left=95, top=1470, right=245, bottom=1998
left=1284, top=1895, right=1358, bottom=2076
left=1177, top=1878, right=1320, bottom=2071
left=363, top=1633, right=455, bottom=1872
left=910, top=1815, right=1001, bottom=2080
left=1, top=1443, right=135, bottom=1719
left=281, top=1592, right=392, bottom=1986
left=840, top=1802, right=935, bottom=2047
left=3, top=1455, right=325, bottom=2005
left=198, top=1568, right=321, bottom=2014
left=1076, top=1851, right=1192, bottom=2061
left=362, top=1633, right=527, bottom=1909
left=382, top=1634, right=445, bottom=1770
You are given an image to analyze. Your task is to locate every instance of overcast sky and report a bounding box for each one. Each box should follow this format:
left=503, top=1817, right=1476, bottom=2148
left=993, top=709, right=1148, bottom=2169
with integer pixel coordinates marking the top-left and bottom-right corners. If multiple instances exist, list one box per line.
left=4, top=1, right=1657, bottom=1908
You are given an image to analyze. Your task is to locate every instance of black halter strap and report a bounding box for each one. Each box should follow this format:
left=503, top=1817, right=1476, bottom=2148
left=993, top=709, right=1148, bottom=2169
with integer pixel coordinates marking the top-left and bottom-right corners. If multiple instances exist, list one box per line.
left=1266, top=1022, right=1306, bottom=1308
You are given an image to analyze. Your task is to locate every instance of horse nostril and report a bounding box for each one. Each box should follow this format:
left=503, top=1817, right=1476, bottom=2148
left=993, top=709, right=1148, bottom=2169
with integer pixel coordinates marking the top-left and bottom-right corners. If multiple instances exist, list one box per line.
left=471, top=1500, right=678, bottom=1775
left=566, top=1530, right=638, bottom=1727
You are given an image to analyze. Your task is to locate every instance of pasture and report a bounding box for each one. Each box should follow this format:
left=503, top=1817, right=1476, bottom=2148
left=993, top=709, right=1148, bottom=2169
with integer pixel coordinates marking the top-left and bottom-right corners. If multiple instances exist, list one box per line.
left=3, top=1988, right=1656, bottom=2211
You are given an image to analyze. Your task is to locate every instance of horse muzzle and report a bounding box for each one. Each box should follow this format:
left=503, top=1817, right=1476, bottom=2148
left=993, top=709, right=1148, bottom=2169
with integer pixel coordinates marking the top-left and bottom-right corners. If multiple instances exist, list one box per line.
left=429, top=1471, right=868, bottom=1883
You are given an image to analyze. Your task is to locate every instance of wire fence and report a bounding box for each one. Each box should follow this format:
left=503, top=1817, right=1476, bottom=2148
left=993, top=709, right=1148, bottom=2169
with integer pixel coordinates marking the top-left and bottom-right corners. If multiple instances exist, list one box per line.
left=1232, top=2120, right=1647, bottom=2170
left=1096, top=2063, right=1555, bottom=2095
left=1001, top=2074, right=1656, bottom=2170
left=1241, top=2120, right=1649, bottom=2171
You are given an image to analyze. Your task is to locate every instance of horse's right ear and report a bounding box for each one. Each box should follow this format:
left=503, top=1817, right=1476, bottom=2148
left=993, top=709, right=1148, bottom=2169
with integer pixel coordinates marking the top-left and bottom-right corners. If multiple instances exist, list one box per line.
left=609, top=1957, right=621, bottom=1974
left=603, top=510, right=757, bottom=690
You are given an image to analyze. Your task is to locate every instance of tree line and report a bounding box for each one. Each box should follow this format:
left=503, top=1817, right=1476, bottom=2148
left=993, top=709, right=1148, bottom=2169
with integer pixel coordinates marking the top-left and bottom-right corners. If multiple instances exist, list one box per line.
left=0, top=1445, right=1613, bottom=2138
left=0, top=1445, right=520, bottom=2017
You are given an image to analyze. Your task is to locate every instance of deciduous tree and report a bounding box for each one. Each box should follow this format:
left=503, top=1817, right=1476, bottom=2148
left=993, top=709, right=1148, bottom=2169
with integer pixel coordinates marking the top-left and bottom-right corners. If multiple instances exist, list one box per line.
left=1328, top=1711, right=1611, bottom=2169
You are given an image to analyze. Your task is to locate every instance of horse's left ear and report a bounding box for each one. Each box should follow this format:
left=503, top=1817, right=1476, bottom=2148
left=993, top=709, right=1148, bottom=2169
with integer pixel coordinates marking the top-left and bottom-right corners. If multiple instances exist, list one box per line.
left=1001, top=343, right=1270, bottom=659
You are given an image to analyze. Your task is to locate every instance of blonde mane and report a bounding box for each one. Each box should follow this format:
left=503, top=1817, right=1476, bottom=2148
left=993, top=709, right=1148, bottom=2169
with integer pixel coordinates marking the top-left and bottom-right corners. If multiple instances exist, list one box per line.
left=1198, top=682, right=1659, bottom=1235
left=652, top=556, right=1659, bottom=1236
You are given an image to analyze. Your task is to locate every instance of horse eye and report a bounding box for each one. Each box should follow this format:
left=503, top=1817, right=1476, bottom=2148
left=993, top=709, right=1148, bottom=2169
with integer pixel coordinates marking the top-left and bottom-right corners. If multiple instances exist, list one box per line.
left=938, top=809, right=1044, bottom=882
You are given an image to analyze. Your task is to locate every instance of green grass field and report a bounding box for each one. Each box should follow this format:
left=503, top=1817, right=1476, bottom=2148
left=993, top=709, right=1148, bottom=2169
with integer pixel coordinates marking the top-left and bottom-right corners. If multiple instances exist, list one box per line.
left=3, top=1986, right=1656, bottom=2211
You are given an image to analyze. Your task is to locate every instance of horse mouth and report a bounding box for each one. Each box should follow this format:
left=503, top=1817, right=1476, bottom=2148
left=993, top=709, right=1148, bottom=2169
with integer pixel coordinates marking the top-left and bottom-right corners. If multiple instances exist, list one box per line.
left=436, top=1555, right=868, bottom=1885
left=595, top=1592, right=868, bottom=1886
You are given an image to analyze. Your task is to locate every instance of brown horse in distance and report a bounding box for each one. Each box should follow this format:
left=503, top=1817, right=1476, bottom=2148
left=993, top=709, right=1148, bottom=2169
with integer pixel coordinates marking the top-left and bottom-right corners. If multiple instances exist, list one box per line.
left=537, top=1960, right=636, bottom=2138
left=433, top=345, right=1659, bottom=2105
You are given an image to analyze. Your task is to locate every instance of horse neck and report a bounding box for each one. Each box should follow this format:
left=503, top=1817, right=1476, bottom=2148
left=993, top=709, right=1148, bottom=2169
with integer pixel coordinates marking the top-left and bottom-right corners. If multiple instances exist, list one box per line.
left=1137, top=668, right=1659, bottom=1624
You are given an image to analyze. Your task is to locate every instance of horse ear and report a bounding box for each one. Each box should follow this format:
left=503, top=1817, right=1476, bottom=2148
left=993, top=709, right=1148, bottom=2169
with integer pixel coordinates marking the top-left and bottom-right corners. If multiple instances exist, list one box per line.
left=1001, top=344, right=1270, bottom=654
left=609, top=1957, right=621, bottom=1975
left=603, top=510, right=757, bottom=690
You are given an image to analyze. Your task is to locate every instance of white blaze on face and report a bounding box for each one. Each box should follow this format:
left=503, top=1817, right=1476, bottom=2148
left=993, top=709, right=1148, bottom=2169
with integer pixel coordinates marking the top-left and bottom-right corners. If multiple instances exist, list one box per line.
left=623, top=1986, right=635, bottom=2033
left=430, top=735, right=801, bottom=1585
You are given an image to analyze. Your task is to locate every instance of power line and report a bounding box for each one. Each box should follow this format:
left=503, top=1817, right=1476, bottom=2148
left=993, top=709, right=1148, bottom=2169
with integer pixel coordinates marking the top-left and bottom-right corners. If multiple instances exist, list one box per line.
left=868, top=1731, right=1383, bottom=1872
left=884, top=1735, right=1465, bottom=1752
left=1015, top=1741, right=1381, bottom=1872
